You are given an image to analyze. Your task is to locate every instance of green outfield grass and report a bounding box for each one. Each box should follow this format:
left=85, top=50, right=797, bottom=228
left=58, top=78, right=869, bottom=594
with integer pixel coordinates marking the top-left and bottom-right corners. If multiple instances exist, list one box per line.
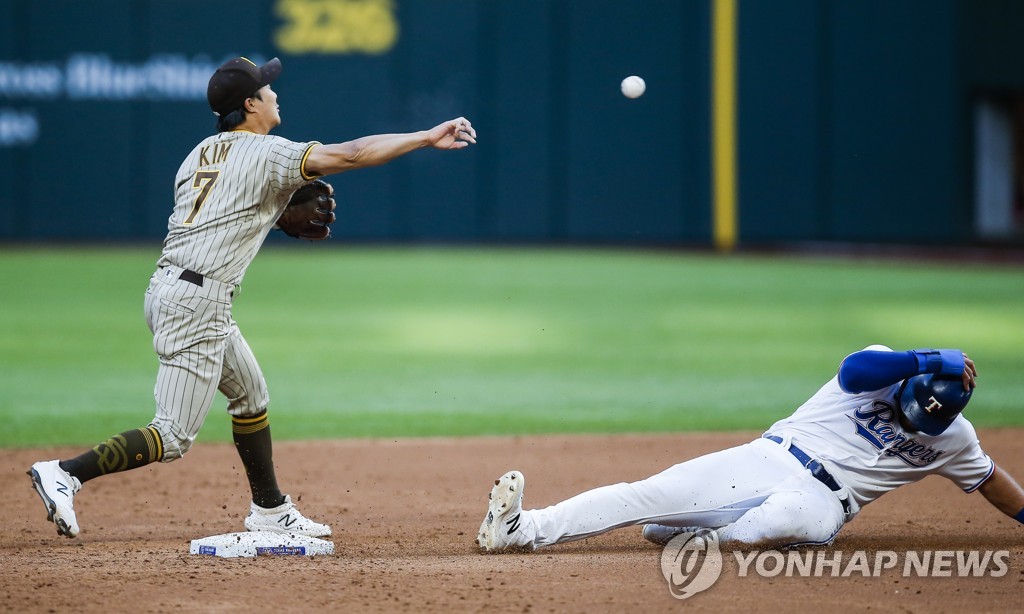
left=1, top=246, right=1021, bottom=448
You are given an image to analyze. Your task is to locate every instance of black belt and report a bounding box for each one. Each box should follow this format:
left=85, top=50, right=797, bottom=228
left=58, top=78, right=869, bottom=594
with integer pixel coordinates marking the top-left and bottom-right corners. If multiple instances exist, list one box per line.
left=765, top=435, right=852, bottom=515
left=161, top=266, right=204, bottom=287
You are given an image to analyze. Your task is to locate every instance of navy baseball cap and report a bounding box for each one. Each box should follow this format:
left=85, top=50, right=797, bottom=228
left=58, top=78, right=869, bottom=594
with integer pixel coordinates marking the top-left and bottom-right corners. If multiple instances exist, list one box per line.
left=897, top=373, right=972, bottom=436
left=207, top=56, right=282, bottom=116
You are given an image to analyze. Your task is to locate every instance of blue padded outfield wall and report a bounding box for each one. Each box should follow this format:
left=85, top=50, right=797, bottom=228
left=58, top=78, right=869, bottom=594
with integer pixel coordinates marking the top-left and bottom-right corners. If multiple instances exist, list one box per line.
left=2, top=0, right=1023, bottom=246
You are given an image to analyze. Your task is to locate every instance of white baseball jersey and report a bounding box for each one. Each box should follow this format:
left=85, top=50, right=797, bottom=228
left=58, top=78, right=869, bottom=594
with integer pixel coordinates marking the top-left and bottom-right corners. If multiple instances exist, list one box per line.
left=504, top=345, right=994, bottom=550
left=766, top=345, right=994, bottom=509
left=158, top=131, right=320, bottom=285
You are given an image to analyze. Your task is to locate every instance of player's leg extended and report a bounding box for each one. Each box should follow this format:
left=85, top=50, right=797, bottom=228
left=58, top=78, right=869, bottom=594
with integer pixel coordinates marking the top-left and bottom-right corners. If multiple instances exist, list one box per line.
left=148, top=337, right=229, bottom=460
left=57, top=427, right=165, bottom=483
left=145, top=271, right=232, bottom=461
left=500, top=439, right=796, bottom=550
left=27, top=282, right=227, bottom=538
left=27, top=426, right=165, bottom=538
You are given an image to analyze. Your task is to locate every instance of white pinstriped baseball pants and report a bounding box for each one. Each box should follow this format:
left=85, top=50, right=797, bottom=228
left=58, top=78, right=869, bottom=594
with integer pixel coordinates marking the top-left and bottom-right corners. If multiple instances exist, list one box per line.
left=144, top=266, right=269, bottom=460
left=517, top=437, right=850, bottom=549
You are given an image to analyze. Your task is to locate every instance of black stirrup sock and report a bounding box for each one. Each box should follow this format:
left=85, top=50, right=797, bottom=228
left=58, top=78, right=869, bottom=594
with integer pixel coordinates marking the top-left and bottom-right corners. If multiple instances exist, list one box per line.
left=60, top=426, right=164, bottom=484
left=232, top=411, right=285, bottom=509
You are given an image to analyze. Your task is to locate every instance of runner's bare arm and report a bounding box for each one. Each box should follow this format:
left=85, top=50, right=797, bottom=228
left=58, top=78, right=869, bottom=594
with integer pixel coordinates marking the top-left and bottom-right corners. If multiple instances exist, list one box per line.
left=977, top=463, right=1024, bottom=520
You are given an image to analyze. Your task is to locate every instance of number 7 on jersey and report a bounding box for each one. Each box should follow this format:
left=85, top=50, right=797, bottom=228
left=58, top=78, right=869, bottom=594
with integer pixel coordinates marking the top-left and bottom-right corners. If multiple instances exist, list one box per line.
left=184, top=170, right=220, bottom=225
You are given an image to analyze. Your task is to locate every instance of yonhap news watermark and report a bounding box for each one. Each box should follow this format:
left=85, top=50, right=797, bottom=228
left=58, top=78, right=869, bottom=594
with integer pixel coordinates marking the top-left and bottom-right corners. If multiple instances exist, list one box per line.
left=660, top=531, right=1012, bottom=600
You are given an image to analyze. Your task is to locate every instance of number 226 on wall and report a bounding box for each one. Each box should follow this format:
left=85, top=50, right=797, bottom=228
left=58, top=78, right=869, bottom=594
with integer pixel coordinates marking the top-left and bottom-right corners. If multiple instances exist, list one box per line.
left=274, top=0, right=398, bottom=55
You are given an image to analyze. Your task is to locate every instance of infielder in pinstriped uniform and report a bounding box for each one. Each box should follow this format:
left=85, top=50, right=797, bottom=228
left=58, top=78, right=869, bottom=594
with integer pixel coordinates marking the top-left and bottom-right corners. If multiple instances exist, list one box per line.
left=28, top=56, right=477, bottom=538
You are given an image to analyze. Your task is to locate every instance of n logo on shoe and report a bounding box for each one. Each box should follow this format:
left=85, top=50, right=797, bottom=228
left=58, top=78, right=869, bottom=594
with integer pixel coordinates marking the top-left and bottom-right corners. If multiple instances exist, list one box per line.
left=279, top=514, right=298, bottom=528
left=56, top=481, right=70, bottom=497
left=506, top=513, right=521, bottom=535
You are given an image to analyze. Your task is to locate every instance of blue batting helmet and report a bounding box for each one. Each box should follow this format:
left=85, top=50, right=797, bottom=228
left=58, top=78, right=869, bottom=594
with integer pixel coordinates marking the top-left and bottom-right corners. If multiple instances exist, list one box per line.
left=897, top=373, right=972, bottom=436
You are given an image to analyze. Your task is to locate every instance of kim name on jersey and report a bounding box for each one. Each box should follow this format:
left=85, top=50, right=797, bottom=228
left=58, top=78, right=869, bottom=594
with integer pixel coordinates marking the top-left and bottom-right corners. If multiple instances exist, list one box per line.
left=848, top=401, right=946, bottom=467
left=199, top=142, right=232, bottom=167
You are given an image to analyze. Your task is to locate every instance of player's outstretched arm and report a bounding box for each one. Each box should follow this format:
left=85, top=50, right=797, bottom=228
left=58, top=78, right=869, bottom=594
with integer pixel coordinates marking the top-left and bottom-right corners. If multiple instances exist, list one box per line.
left=304, top=117, right=476, bottom=176
left=977, top=463, right=1024, bottom=524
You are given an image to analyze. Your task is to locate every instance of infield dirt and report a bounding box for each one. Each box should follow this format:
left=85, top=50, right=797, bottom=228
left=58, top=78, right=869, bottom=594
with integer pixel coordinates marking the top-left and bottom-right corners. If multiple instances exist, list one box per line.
left=3, top=431, right=1023, bottom=612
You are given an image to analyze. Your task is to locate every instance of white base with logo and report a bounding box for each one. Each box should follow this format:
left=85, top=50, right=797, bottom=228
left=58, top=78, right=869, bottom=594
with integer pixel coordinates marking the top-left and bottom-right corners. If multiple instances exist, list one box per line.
left=189, top=532, right=334, bottom=558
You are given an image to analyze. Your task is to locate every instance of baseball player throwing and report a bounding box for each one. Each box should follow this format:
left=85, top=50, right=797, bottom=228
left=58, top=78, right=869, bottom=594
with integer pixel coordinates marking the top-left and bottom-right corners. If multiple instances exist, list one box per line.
left=478, top=345, right=1024, bottom=551
left=28, top=56, right=477, bottom=538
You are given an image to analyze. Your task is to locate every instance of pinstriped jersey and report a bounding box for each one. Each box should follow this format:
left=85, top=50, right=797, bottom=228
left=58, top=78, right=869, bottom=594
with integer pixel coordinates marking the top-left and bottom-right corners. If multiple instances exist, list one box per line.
left=158, top=130, right=320, bottom=285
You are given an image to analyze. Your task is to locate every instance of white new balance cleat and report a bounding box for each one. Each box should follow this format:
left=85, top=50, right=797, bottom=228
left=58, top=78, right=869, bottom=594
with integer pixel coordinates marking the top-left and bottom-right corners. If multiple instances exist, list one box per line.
left=477, top=470, right=530, bottom=552
left=641, top=524, right=704, bottom=546
left=244, top=495, right=332, bottom=537
left=28, top=460, right=82, bottom=538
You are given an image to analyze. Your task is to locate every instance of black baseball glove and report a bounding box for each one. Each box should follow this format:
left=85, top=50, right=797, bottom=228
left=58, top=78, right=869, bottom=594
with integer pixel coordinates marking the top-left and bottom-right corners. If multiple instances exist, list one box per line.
left=276, top=179, right=337, bottom=240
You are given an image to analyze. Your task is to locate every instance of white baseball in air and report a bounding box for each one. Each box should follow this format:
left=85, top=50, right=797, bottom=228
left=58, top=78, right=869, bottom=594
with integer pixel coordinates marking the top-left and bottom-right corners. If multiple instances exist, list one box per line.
left=621, top=75, right=646, bottom=99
